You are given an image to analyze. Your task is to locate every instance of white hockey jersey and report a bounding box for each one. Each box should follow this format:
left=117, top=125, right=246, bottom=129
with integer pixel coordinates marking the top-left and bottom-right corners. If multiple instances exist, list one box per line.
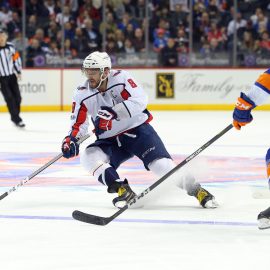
left=68, top=69, right=153, bottom=139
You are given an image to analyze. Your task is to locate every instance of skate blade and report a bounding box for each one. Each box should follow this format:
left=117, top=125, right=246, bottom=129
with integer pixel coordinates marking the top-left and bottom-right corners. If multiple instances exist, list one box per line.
left=204, top=199, right=219, bottom=209
left=114, top=200, right=144, bottom=209
left=258, top=218, right=270, bottom=230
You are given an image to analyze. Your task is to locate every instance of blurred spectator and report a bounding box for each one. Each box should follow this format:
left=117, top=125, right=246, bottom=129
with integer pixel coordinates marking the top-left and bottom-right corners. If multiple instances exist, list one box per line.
left=64, top=22, right=75, bottom=40
left=66, top=0, right=79, bottom=17
left=55, top=5, right=73, bottom=25
left=200, top=41, right=211, bottom=57
left=115, top=29, right=125, bottom=51
left=0, top=6, right=12, bottom=29
left=135, top=0, right=147, bottom=20
left=153, top=28, right=168, bottom=52
left=55, top=30, right=63, bottom=49
left=117, top=12, right=138, bottom=32
left=159, top=6, right=170, bottom=21
left=156, top=18, right=171, bottom=35
left=47, top=40, right=60, bottom=56
left=133, top=28, right=145, bottom=52
left=9, top=0, right=22, bottom=10
left=199, top=12, right=211, bottom=37
left=208, top=0, right=220, bottom=21
left=62, top=38, right=77, bottom=59
left=169, top=0, right=188, bottom=11
left=244, top=19, right=259, bottom=40
left=26, top=38, right=45, bottom=67
left=123, top=38, right=136, bottom=54
left=250, top=8, right=263, bottom=26
left=125, top=0, right=137, bottom=17
left=76, top=10, right=90, bottom=28
left=193, top=8, right=209, bottom=45
left=209, top=38, right=222, bottom=55
left=259, top=30, right=270, bottom=57
left=11, top=29, right=28, bottom=54
left=53, top=0, right=62, bottom=15
left=79, top=0, right=101, bottom=26
left=47, top=20, right=60, bottom=41
left=106, top=39, right=119, bottom=54
left=82, top=18, right=101, bottom=52
left=177, top=40, right=188, bottom=53
left=124, top=23, right=135, bottom=40
left=176, top=27, right=188, bottom=48
left=193, top=0, right=207, bottom=38
left=71, top=27, right=89, bottom=56
left=239, top=31, right=255, bottom=54
left=26, top=0, right=49, bottom=19
left=6, top=11, right=22, bottom=38
left=227, top=11, right=247, bottom=37
left=44, top=0, right=56, bottom=17
left=119, top=0, right=136, bottom=18
left=33, top=28, right=50, bottom=49
left=99, top=12, right=118, bottom=34
left=254, top=12, right=270, bottom=34
left=169, top=4, right=188, bottom=30
left=26, top=15, right=37, bottom=38
left=160, top=38, right=178, bottom=66
left=200, top=38, right=221, bottom=58
left=207, top=21, right=224, bottom=49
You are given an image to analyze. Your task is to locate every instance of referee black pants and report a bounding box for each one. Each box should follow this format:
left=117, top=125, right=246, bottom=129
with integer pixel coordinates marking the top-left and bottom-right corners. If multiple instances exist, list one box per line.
left=0, top=74, right=22, bottom=123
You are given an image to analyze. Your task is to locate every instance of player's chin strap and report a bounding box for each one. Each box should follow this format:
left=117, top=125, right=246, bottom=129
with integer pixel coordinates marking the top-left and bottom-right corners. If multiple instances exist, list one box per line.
left=96, top=70, right=110, bottom=89
left=0, top=131, right=95, bottom=201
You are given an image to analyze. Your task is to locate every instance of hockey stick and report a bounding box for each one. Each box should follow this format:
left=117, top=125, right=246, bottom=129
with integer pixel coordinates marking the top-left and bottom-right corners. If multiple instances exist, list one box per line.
left=72, top=124, right=233, bottom=226
left=0, top=132, right=94, bottom=201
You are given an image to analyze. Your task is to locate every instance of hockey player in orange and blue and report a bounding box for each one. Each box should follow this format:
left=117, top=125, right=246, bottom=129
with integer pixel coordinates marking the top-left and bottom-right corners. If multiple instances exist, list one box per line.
left=232, top=68, right=270, bottom=229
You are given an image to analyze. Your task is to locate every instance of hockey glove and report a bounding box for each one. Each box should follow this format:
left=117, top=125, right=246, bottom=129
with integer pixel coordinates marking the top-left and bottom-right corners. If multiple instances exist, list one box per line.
left=94, top=106, right=118, bottom=135
left=233, top=92, right=256, bottom=130
left=61, top=136, right=79, bottom=159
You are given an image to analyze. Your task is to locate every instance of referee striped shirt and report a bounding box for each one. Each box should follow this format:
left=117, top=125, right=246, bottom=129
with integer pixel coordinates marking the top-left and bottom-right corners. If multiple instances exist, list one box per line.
left=0, top=42, right=22, bottom=77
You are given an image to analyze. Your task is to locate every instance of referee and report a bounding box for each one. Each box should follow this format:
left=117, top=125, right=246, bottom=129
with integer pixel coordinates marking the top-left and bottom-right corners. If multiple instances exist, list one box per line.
left=0, top=28, right=25, bottom=128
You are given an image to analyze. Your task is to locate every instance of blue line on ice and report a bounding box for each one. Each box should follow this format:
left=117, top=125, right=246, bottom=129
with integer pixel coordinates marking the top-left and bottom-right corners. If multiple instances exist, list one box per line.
left=0, top=214, right=257, bottom=226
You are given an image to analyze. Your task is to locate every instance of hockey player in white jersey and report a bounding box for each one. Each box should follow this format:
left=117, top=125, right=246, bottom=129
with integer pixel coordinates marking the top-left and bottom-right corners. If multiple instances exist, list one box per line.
left=232, top=68, right=270, bottom=229
left=61, top=51, right=218, bottom=209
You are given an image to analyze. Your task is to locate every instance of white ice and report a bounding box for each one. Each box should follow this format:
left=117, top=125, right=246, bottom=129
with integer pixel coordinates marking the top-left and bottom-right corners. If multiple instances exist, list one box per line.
left=0, top=110, right=270, bottom=270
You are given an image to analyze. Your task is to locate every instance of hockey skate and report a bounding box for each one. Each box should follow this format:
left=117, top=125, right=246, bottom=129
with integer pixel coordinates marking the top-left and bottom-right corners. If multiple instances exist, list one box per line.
left=188, top=183, right=218, bottom=208
left=178, top=174, right=218, bottom=208
left=258, top=207, right=270, bottom=230
left=14, top=121, right=25, bottom=128
left=109, top=179, right=137, bottom=209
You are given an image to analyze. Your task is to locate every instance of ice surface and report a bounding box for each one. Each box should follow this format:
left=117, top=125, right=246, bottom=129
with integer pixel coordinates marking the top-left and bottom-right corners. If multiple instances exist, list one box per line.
left=0, top=110, right=269, bottom=270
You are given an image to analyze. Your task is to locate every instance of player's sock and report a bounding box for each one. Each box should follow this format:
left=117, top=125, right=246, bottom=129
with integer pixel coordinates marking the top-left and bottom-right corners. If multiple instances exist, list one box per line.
left=96, top=165, right=120, bottom=187
left=258, top=207, right=270, bottom=230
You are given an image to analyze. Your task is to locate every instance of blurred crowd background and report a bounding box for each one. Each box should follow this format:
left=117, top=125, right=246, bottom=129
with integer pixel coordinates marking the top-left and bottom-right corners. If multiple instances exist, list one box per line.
left=2, top=0, right=270, bottom=67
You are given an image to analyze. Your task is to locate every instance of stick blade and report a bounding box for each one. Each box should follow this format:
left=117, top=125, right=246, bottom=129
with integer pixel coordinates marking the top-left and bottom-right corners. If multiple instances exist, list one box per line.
left=72, top=210, right=111, bottom=226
